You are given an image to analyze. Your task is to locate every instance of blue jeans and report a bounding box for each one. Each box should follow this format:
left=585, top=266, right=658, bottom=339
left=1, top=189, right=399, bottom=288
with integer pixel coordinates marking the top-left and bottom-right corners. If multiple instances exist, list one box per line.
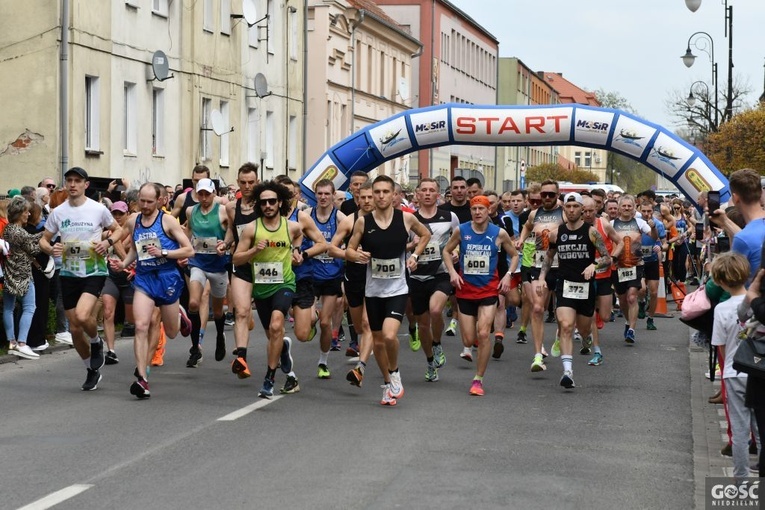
left=3, top=284, right=36, bottom=343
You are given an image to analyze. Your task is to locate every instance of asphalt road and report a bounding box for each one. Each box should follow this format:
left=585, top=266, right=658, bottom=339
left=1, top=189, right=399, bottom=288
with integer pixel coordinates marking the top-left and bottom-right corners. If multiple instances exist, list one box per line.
left=1, top=312, right=700, bottom=510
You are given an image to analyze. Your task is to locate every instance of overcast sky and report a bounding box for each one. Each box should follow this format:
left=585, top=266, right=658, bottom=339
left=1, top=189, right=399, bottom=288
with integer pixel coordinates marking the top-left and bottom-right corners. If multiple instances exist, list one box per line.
left=448, top=0, right=764, bottom=131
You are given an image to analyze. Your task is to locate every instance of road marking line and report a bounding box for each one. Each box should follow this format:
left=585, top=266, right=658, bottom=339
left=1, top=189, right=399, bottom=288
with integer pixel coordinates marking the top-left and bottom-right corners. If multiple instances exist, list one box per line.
left=18, top=484, right=93, bottom=510
left=218, top=396, right=283, bottom=421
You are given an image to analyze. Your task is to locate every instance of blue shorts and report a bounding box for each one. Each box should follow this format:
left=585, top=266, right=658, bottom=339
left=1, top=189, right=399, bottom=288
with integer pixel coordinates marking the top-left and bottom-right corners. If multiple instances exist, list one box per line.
left=134, top=269, right=185, bottom=306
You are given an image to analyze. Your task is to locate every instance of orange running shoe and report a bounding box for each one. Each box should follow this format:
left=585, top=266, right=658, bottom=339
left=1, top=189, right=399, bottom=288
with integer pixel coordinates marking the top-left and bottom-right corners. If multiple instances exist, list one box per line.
left=469, top=379, right=485, bottom=396
left=595, top=314, right=605, bottom=330
left=151, top=324, right=166, bottom=367
left=231, top=356, right=251, bottom=379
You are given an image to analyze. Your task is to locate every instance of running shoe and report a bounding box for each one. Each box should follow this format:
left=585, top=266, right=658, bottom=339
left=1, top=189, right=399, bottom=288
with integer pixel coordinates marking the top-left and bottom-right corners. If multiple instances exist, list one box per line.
left=231, top=356, right=251, bottom=379
left=130, top=377, right=151, bottom=399
left=516, top=330, right=528, bottom=344
left=445, top=318, right=458, bottom=336
left=573, top=329, right=583, bottom=344
left=186, top=347, right=203, bottom=368
left=280, top=337, right=293, bottom=374
left=338, top=327, right=346, bottom=343
left=646, top=317, right=657, bottom=330
left=638, top=301, right=646, bottom=319
left=82, top=368, right=102, bottom=391
left=625, top=328, right=636, bottom=344
left=32, top=341, right=49, bottom=352
left=280, top=375, right=300, bottom=394
left=308, top=310, right=318, bottom=342
left=224, top=311, right=235, bottom=328
left=215, top=332, right=226, bottom=361
left=258, top=378, right=275, bottom=399
left=317, top=363, right=331, bottom=379
left=90, top=337, right=105, bottom=370
left=580, top=335, right=593, bottom=355
left=345, top=342, right=359, bottom=357
left=530, top=354, right=546, bottom=372
left=55, top=331, right=74, bottom=346
left=409, top=326, right=421, bottom=352
left=588, top=352, right=604, bottom=366
left=551, top=338, right=561, bottom=357
left=151, top=343, right=165, bottom=367
left=469, top=379, right=485, bottom=396
left=541, top=346, right=549, bottom=358
left=179, top=304, right=192, bottom=337
left=445, top=301, right=453, bottom=318
left=460, top=347, right=473, bottom=362
left=330, top=338, right=341, bottom=351
left=347, top=367, right=364, bottom=387
left=121, top=323, right=136, bottom=338
left=560, top=370, right=575, bottom=389
left=425, top=363, right=439, bottom=382
left=388, top=371, right=404, bottom=399
left=623, top=323, right=630, bottom=339
left=595, top=314, right=605, bottom=330
left=492, top=341, right=504, bottom=359
left=433, top=343, right=446, bottom=368
left=380, top=384, right=397, bottom=406
left=105, top=350, right=119, bottom=365
left=545, top=312, right=556, bottom=323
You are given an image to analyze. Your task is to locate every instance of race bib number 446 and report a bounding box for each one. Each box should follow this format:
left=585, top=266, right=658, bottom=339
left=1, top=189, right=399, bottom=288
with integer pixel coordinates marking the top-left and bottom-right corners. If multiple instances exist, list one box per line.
left=253, top=262, right=283, bottom=284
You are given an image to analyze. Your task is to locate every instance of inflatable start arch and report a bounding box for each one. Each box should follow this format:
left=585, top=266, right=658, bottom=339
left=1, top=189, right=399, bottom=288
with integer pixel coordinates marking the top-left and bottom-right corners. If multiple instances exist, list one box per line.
left=298, top=104, right=729, bottom=210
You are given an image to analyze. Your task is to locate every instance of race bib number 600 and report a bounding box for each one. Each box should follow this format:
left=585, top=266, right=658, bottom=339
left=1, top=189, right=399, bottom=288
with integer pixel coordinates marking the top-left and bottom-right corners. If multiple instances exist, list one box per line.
left=464, top=253, right=490, bottom=275
left=371, top=257, right=401, bottom=279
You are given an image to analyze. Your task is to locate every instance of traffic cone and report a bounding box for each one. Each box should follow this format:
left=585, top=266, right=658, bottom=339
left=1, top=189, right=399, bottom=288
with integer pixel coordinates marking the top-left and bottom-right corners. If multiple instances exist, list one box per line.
left=671, top=280, right=687, bottom=311
left=654, top=262, right=673, bottom=318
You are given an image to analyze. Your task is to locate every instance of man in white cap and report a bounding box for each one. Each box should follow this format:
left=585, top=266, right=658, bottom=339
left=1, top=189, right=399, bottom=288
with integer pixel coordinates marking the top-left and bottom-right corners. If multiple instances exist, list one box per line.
left=184, top=178, right=231, bottom=367
left=537, top=192, right=612, bottom=389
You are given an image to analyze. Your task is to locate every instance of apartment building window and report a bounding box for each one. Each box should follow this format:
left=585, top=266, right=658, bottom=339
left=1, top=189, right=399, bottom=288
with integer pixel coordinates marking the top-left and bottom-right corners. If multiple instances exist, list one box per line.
left=288, top=115, right=297, bottom=170
left=247, top=107, right=259, bottom=163
left=152, top=88, right=164, bottom=155
left=574, top=151, right=582, bottom=167
left=289, top=8, right=298, bottom=60
left=203, top=0, right=213, bottom=32
left=267, top=0, right=274, bottom=54
left=367, top=46, right=373, bottom=92
left=201, top=98, right=212, bottom=161
left=220, top=101, right=230, bottom=167
left=265, top=110, right=274, bottom=168
left=340, top=104, right=347, bottom=139
left=220, top=0, right=231, bottom=35
left=123, top=82, right=137, bottom=155
left=585, top=151, right=592, bottom=168
left=85, top=75, right=100, bottom=151
left=152, top=0, right=168, bottom=17
left=379, top=51, right=385, bottom=97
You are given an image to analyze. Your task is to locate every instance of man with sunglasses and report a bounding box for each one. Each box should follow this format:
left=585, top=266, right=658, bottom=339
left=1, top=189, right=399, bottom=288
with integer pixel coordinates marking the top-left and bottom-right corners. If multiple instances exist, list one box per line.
left=517, top=180, right=564, bottom=372
left=515, top=185, right=542, bottom=345
left=233, top=181, right=305, bottom=399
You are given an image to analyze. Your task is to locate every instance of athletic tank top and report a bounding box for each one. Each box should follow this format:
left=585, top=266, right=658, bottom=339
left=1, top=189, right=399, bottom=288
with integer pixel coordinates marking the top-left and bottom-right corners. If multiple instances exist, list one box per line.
left=233, top=199, right=256, bottom=245
left=178, top=191, right=198, bottom=226
left=410, top=208, right=455, bottom=281
left=612, top=217, right=644, bottom=268
left=533, top=207, right=564, bottom=269
left=250, top=217, right=296, bottom=299
left=361, top=209, right=408, bottom=298
left=133, top=211, right=179, bottom=274
left=189, top=202, right=227, bottom=272
left=554, top=222, right=596, bottom=283
left=310, top=207, right=343, bottom=281
left=594, top=217, right=613, bottom=279
left=457, top=221, right=500, bottom=300
left=344, top=211, right=366, bottom=283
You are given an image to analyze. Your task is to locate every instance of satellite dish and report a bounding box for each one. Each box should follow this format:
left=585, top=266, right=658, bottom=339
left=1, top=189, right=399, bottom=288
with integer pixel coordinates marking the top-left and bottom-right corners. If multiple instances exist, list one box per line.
left=242, top=0, right=258, bottom=25
left=150, top=50, right=170, bottom=81
left=254, top=73, right=271, bottom=98
left=210, top=110, right=227, bottom=136
left=397, top=78, right=409, bottom=101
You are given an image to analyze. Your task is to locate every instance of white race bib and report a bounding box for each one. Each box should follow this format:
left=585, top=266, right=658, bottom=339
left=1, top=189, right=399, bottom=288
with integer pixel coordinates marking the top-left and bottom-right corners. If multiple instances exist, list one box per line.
left=64, top=241, right=92, bottom=260
left=419, top=242, right=441, bottom=263
left=236, top=224, right=247, bottom=239
left=136, top=238, right=161, bottom=261
left=641, top=246, right=652, bottom=258
left=193, top=236, right=219, bottom=255
left=618, top=266, right=637, bottom=283
left=562, top=280, right=589, bottom=300
left=371, top=257, right=401, bottom=279
left=253, top=262, right=284, bottom=284
left=534, top=251, right=558, bottom=268
left=464, top=253, right=490, bottom=275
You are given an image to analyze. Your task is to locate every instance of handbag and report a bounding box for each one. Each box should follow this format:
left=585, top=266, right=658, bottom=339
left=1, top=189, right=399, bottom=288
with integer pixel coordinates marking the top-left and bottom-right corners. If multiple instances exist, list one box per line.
left=732, top=336, right=765, bottom=378
left=680, top=285, right=711, bottom=320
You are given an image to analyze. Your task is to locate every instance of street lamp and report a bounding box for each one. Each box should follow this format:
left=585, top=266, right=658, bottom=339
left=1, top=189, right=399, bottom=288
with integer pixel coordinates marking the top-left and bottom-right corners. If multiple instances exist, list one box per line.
left=683, top=0, right=734, bottom=123
left=681, top=31, right=718, bottom=128
left=687, top=80, right=711, bottom=130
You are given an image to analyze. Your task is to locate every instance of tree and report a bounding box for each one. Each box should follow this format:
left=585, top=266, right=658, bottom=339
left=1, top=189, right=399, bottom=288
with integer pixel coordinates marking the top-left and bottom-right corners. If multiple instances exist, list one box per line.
left=526, top=163, right=598, bottom=184
left=704, top=106, right=765, bottom=174
left=665, top=80, right=752, bottom=137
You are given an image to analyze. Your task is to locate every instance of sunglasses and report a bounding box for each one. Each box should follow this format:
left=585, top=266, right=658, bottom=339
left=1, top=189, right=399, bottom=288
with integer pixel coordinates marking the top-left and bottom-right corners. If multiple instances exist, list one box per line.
left=540, top=192, right=557, bottom=199
left=528, top=199, right=542, bottom=205
left=46, top=184, right=56, bottom=189
left=259, top=198, right=279, bottom=206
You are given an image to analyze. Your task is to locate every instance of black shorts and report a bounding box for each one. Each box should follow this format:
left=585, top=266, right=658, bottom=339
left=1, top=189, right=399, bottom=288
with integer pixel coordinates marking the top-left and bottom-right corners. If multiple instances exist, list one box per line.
left=643, top=260, right=660, bottom=281
left=365, top=294, right=408, bottom=331
left=527, top=267, right=558, bottom=292
left=457, top=296, right=499, bottom=317
left=595, top=277, right=613, bottom=296
left=409, top=274, right=453, bottom=315
left=102, top=276, right=135, bottom=305
left=521, top=265, right=534, bottom=284
left=344, top=277, right=365, bottom=308
left=60, top=276, right=106, bottom=311
left=254, top=287, right=294, bottom=330
left=292, top=278, right=315, bottom=309
left=555, top=281, right=596, bottom=317
left=613, top=266, right=644, bottom=295
left=231, top=264, right=253, bottom=284
left=313, top=278, right=343, bottom=298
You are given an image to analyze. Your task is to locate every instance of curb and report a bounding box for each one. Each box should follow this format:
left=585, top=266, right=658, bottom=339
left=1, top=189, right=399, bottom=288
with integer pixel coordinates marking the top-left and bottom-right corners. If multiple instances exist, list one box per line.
left=0, top=341, right=77, bottom=365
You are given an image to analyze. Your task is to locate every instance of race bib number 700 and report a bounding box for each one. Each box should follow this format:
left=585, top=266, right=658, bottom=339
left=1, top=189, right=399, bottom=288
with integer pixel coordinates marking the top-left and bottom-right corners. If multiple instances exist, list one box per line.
left=371, top=257, right=401, bottom=279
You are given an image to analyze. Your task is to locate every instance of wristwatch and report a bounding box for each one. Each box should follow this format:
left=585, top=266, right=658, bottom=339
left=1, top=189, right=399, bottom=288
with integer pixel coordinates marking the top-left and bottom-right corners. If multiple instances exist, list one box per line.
left=161, top=249, right=168, bottom=257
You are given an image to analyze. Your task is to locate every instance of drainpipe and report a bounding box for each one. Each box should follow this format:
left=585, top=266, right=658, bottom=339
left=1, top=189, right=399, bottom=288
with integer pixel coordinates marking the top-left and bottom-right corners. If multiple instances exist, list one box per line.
left=350, top=10, right=366, bottom=137
left=428, top=0, right=434, bottom=179
left=60, top=0, right=70, bottom=181
left=302, top=0, right=308, bottom=174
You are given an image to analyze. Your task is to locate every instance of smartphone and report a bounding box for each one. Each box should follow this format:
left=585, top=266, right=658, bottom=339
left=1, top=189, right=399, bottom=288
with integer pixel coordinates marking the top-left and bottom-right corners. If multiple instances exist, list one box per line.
left=695, top=222, right=704, bottom=240
left=707, top=191, right=721, bottom=213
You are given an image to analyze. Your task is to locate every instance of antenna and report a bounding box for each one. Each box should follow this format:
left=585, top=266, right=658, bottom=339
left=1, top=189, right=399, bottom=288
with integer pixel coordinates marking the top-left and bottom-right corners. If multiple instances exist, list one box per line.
left=147, top=50, right=174, bottom=82
left=254, top=73, right=271, bottom=98
left=397, top=78, right=409, bottom=102
left=231, top=0, right=260, bottom=26
left=205, top=109, right=234, bottom=136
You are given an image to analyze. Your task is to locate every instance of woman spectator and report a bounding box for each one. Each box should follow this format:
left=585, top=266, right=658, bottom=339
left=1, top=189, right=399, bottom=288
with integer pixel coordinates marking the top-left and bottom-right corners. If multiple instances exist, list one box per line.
left=2, top=197, right=42, bottom=359
left=670, top=198, right=690, bottom=283
left=101, top=201, right=134, bottom=364
left=24, top=201, right=52, bottom=351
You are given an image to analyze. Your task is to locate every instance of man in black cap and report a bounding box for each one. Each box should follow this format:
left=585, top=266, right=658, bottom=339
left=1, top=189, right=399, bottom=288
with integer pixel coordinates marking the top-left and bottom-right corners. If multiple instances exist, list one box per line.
left=40, top=167, right=123, bottom=391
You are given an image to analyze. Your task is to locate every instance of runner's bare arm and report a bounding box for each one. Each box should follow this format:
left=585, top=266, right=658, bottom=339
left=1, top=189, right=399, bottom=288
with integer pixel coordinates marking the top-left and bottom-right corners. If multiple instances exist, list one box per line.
left=499, top=229, right=520, bottom=274
left=328, top=215, right=353, bottom=259
left=232, top=222, right=260, bottom=266
left=298, top=211, right=327, bottom=258
left=590, top=227, right=612, bottom=270
left=345, top=216, right=368, bottom=263
left=170, top=191, right=186, bottom=218
left=405, top=213, right=431, bottom=271
left=441, top=227, right=463, bottom=290
left=163, top=214, right=195, bottom=259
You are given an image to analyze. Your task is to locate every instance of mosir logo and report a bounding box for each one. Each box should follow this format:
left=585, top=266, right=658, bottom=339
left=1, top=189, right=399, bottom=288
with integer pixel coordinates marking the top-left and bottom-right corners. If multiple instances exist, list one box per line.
left=414, top=121, right=446, bottom=133
left=575, top=119, right=610, bottom=132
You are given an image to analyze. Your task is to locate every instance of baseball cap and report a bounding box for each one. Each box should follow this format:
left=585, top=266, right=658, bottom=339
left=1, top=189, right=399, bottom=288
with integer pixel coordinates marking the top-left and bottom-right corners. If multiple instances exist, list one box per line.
left=564, top=192, right=583, bottom=205
left=64, top=167, right=89, bottom=179
left=196, top=178, right=216, bottom=194
left=111, top=201, right=129, bottom=213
